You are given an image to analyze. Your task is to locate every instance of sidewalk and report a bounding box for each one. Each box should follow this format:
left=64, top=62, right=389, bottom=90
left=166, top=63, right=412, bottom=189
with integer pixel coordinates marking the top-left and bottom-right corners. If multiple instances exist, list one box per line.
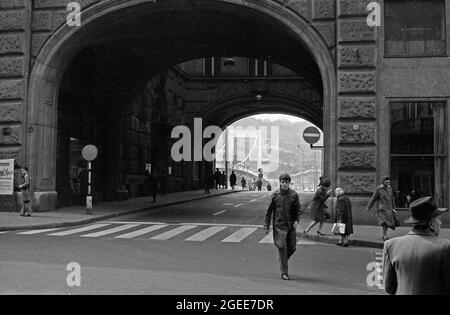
left=296, top=218, right=450, bottom=249
left=0, top=189, right=239, bottom=232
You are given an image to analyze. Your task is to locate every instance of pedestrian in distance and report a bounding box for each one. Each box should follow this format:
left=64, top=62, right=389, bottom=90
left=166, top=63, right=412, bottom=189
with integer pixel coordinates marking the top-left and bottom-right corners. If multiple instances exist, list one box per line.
left=241, top=177, right=246, bottom=190
left=264, top=174, right=302, bottom=281
left=221, top=171, right=226, bottom=189
left=334, top=187, right=353, bottom=247
left=19, top=167, right=32, bottom=217
left=304, top=178, right=331, bottom=237
left=214, top=168, right=221, bottom=190
left=229, top=171, right=237, bottom=190
left=203, top=171, right=213, bottom=194
left=383, top=196, right=449, bottom=295
left=148, top=171, right=159, bottom=203
left=367, top=176, right=399, bottom=241
left=267, top=183, right=272, bottom=191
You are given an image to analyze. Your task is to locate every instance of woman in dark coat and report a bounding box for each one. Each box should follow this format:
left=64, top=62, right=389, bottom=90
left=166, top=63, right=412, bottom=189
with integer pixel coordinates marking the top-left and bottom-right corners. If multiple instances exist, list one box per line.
left=304, top=178, right=331, bottom=236
left=335, top=187, right=353, bottom=247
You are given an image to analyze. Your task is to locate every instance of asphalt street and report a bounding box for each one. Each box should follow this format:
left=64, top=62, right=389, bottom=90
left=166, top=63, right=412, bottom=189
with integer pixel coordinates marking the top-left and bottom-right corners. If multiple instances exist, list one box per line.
left=0, top=191, right=383, bottom=295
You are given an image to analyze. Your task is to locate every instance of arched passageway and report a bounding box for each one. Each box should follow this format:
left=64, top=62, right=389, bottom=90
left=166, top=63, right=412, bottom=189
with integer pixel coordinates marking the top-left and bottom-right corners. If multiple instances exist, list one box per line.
left=27, top=0, right=336, bottom=209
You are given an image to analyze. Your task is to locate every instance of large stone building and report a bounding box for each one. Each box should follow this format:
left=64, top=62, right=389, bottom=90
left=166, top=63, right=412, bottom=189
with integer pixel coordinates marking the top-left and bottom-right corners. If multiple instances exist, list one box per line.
left=0, top=0, right=449, bottom=224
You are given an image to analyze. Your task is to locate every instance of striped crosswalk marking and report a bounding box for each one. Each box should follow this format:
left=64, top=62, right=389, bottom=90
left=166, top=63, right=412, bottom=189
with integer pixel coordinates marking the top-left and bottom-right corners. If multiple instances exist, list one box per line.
left=114, top=225, right=168, bottom=239
left=222, top=227, right=258, bottom=243
left=297, top=240, right=318, bottom=245
left=185, top=226, right=227, bottom=242
left=81, top=224, right=140, bottom=238
left=48, top=224, right=111, bottom=236
left=258, top=233, right=274, bottom=244
left=150, top=225, right=197, bottom=240
left=17, top=228, right=62, bottom=235
left=234, top=203, right=243, bottom=208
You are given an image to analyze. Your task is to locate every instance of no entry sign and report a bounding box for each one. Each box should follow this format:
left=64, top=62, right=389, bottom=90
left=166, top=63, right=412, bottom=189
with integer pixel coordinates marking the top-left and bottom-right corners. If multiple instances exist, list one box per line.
left=303, top=127, right=321, bottom=144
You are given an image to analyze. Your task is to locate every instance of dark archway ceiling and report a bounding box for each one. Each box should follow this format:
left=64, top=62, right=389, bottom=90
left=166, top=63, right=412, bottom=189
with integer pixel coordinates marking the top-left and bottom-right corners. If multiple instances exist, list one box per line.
left=68, top=0, right=323, bottom=95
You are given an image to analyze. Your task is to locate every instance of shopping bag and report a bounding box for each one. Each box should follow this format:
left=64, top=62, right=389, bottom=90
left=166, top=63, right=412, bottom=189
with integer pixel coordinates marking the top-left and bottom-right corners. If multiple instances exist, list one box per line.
left=331, top=222, right=346, bottom=235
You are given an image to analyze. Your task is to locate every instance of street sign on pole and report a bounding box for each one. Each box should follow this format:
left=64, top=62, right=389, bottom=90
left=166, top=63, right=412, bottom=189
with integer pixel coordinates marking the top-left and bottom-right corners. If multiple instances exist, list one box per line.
left=302, top=127, right=321, bottom=144
left=82, top=145, right=98, bottom=215
left=82, top=145, right=98, bottom=161
left=303, top=127, right=323, bottom=150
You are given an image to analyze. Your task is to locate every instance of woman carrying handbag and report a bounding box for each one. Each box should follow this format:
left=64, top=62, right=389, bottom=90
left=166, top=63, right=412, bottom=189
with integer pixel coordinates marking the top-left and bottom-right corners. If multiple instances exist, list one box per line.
left=334, top=187, right=353, bottom=247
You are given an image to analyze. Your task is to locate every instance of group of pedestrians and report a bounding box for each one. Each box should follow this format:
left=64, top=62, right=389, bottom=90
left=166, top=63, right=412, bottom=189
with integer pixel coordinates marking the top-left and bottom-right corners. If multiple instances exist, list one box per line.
left=264, top=173, right=449, bottom=295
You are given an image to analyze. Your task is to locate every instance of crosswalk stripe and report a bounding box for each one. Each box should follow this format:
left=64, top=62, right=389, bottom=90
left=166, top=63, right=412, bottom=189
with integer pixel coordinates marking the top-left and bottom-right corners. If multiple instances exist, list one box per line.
left=222, top=227, right=258, bottom=243
left=48, top=224, right=111, bottom=236
left=234, top=203, right=243, bottom=207
left=81, top=224, right=140, bottom=238
left=297, top=240, right=318, bottom=245
left=17, top=228, right=62, bottom=235
left=185, top=226, right=227, bottom=241
left=114, top=225, right=168, bottom=239
left=258, top=233, right=274, bottom=244
left=150, top=225, right=197, bottom=240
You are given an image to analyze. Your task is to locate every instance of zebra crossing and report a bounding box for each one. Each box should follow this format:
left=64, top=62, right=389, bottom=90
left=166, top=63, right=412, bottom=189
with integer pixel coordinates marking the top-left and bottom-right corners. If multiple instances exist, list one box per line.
left=8, top=222, right=321, bottom=245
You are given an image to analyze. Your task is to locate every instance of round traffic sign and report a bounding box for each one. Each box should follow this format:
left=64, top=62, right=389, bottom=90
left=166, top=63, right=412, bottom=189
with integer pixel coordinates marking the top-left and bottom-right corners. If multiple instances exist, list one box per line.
left=303, top=127, right=321, bottom=144
left=82, top=145, right=98, bottom=161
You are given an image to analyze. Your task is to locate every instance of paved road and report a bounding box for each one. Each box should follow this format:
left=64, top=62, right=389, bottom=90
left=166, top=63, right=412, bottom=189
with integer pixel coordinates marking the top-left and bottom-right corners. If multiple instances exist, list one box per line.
left=0, top=191, right=384, bottom=295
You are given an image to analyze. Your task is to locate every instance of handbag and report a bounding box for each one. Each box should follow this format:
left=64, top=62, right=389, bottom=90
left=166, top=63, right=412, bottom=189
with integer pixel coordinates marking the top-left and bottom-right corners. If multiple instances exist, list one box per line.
left=331, top=222, right=346, bottom=235
left=394, top=212, right=401, bottom=227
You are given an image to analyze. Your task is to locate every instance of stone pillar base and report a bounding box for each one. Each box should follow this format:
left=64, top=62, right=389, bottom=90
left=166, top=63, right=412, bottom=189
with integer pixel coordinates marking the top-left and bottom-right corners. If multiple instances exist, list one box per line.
left=33, top=191, right=58, bottom=212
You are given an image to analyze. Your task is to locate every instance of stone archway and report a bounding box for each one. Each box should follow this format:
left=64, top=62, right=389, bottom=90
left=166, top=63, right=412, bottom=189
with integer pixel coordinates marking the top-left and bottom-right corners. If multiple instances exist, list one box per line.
left=26, top=0, right=337, bottom=211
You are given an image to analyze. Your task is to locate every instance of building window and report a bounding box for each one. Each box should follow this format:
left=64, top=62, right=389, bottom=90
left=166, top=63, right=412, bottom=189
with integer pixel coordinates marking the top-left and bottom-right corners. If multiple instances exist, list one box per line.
left=390, top=101, right=447, bottom=208
left=249, top=59, right=273, bottom=77
left=385, top=0, right=446, bottom=56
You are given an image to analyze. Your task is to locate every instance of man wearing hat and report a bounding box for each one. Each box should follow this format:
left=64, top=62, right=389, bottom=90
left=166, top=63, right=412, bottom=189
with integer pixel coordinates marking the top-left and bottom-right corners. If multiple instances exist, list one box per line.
left=264, top=174, right=303, bottom=280
left=382, top=196, right=450, bottom=295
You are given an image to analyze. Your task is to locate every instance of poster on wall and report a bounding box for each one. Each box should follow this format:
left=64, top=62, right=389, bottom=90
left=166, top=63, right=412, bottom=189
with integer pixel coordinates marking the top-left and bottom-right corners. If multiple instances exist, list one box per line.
left=0, top=159, right=14, bottom=195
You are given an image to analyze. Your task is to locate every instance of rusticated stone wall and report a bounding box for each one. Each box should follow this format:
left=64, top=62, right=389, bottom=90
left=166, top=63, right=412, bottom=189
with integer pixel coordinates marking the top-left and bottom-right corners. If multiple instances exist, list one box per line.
left=0, top=0, right=30, bottom=209
left=336, top=0, right=378, bottom=195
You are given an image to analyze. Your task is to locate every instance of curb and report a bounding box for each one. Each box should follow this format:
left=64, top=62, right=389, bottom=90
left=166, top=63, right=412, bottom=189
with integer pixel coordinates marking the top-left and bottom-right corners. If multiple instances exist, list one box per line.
left=0, top=190, right=241, bottom=232
left=296, top=231, right=384, bottom=249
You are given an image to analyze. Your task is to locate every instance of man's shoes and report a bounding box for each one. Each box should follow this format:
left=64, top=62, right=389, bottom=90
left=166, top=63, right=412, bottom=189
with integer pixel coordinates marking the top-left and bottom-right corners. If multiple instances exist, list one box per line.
left=317, top=231, right=326, bottom=236
left=20, top=213, right=24, bottom=217
left=25, top=213, right=31, bottom=217
left=342, top=243, right=349, bottom=247
left=336, top=242, right=342, bottom=246
left=281, top=274, right=290, bottom=281
left=303, top=231, right=309, bottom=238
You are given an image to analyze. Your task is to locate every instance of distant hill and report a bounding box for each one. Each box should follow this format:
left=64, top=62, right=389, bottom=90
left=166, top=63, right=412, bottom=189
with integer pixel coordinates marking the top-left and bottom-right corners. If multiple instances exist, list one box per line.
left=229, top=116, right=323, bottom=180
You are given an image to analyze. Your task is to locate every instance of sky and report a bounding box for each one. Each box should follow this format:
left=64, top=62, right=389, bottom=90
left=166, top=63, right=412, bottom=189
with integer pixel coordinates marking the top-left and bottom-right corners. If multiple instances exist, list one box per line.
left=251, top=114, right=305, bottom=123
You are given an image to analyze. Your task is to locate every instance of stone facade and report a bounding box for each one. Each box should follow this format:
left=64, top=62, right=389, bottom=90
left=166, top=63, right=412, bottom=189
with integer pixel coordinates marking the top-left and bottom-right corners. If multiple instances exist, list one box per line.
left=0, top=0, right=447, bottom=225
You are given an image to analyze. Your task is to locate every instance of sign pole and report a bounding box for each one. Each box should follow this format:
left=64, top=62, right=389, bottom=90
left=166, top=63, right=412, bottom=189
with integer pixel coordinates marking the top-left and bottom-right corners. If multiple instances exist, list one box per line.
left=82, top=145, right=98, bottom=215
left=86, top=161, right=92, bottom=215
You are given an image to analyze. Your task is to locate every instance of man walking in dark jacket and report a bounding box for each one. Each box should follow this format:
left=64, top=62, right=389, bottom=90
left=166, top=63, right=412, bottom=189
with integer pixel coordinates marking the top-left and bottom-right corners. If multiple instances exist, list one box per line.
left=264, top=174, right=303, bottom=280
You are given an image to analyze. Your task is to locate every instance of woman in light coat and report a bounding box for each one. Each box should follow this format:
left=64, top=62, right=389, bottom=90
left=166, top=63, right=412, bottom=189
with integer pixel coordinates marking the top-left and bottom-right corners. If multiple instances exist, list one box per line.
left=367, top=176, right=398, bottom=241
left=335, top=187, right=353, bottom=247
